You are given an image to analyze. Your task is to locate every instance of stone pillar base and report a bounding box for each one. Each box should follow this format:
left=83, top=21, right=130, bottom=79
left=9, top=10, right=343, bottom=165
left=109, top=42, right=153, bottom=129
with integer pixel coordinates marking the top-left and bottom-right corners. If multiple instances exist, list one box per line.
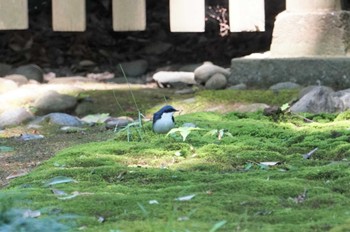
left=270, top=10, right=350, bottom=57
left=229, top=57, right=350, bottom=89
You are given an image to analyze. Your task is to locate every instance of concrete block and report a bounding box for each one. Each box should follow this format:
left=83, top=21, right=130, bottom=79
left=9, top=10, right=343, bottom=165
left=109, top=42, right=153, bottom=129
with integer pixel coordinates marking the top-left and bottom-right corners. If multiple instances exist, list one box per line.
left=230, top=56, right=350, bottom=89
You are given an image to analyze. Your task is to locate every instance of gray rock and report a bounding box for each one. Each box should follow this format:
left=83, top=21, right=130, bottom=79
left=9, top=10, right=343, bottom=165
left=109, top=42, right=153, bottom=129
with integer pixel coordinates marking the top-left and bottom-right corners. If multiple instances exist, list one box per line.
left=105, top=117, right=134, bottom=129
left=194, top=62, right=230, bottom=84
left=228, top=83, right=247, bottom=90
left=0, top=63, right=12, bottom=76
left=4, top=74, right=28, bottom=86
left=10, top=64, right=44, bottom=83
left=0, top=78, right=18, bottom=93
left=205, top=73, right=227, bottom=90
left=0, top=107, right=34, bottom=128
left=31, top=113, right=83, bottom=127
left=153, top=71, right=196, bottom=85
left=290, top=86, right=343, bottom=113
left=269, top=82, right=301, bottom=90
left=119, top=59, right=148, bottom=77
left=33, top=90, right=77, bottom=115
left=75, top=101, right=95, bottom=117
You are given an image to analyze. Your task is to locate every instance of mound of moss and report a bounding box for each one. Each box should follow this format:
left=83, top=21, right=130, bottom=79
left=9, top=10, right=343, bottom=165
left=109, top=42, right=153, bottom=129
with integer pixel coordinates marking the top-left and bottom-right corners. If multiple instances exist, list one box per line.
left=2, top=110, right=350, bottom=231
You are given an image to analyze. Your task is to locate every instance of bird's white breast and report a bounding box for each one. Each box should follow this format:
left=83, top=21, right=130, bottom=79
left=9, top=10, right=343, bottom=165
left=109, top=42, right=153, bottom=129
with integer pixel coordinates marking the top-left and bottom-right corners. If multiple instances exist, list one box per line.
left=153, top=112, right=175, bottom=133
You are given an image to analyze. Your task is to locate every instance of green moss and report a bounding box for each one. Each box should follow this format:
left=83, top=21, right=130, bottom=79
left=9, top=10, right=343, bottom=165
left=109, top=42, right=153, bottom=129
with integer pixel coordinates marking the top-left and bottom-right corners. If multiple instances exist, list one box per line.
left=3, top=111, right=350, bottom=231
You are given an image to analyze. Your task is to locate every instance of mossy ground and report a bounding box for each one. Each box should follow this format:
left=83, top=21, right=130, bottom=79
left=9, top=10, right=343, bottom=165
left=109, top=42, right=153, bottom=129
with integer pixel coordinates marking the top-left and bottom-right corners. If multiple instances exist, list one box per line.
left=2, top=89, right=350, bottom=231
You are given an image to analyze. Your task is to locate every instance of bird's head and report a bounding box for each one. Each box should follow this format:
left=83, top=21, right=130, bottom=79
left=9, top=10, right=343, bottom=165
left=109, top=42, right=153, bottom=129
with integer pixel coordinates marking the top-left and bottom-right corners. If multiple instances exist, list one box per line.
left=153, top=105, right=178, bottom=124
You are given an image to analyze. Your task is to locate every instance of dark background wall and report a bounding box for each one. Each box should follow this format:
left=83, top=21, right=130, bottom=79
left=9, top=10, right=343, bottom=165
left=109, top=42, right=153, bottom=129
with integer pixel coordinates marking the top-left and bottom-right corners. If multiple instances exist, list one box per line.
left=0, top=0, right=285, bottom=75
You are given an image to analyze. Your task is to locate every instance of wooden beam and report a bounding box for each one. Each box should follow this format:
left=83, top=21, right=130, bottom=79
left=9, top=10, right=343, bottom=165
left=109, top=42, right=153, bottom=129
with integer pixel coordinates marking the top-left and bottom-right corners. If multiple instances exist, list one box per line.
left=0, top=0, right=28, bottom=30
left=170, top=0, right=205, bottom=32
left=113, top=0, right=146, bottom=31
left=52, top=0, right=86, bottom=32
left=229, top=0, right=265, bottom=32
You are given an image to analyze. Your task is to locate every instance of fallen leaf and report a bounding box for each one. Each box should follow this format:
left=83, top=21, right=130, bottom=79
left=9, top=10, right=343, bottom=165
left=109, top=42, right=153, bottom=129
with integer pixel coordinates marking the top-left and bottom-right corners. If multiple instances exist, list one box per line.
left=81, top=113, right=110, bottom=124
left=303, top=148, right=318, bottom=159
left=18, top=134, right=44, bottom=141
left=175, top=194, right=196, bottom=201
left=209, top=220, right=227, bottom=232
left=6, top=171, right=28, bottom=180
left=57, top=191, right=80, bottom=200
left=149, top=200, right=159, bottom=205
left=177, top=216, right=189, bottom=221
left=44, top=176, right=78, bottom=187
left=51, top=189, right=67, bottom=196
left=23, top=209, right=41, bottom=218
left=259, top=162, right=280, bottom=166
left=293, top=189, right=308, bottom=204
left=0, top=146, right=14, bottom=152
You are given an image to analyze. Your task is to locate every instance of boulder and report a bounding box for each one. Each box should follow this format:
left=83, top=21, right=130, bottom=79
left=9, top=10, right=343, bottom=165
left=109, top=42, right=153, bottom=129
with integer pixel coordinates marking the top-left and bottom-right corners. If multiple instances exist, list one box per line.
left=205, top=73, right=227, bottom=90
left=0, top=107, right=34, bottom=128
left=194, top=62, right=230, bottom=84
left=10, top=64, right=44, bottom=83
left=33, top=90, right=77, bottom=115
left=4, top=74, right=28, bottom=86
left=290, top=86, right=343, bottom=113
left=153, top=71, right=196, bottom=86
left=118, top=59, right=148, bottom=77
left=0, top=78, right=18, bottom=94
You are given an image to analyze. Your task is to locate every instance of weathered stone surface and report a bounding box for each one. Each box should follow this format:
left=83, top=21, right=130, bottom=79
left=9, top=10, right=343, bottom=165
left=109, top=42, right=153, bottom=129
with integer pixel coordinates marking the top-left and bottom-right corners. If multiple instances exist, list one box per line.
left=33, top=90, right=77, bottom=115
left=205, top=73, right=227, bottom=90
left=230, top=57, right=350, bottom=89
left=271, top=11, right=350, bottom=57
left=0, top=107, right=34, bottom=128
left=290, top=86, right=343, bottom=113
left=194, top=62, right=230, bottom=84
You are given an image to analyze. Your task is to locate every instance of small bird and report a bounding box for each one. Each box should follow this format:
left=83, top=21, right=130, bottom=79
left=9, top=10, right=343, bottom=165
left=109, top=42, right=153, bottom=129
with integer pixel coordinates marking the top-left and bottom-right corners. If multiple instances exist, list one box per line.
left=152, top=105, right=178, bottom=133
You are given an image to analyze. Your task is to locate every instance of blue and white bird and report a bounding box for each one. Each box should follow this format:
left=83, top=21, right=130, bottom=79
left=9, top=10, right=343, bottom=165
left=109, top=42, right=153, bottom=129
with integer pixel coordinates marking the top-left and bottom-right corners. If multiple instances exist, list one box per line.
left=152, top=105, right=178, bottom=133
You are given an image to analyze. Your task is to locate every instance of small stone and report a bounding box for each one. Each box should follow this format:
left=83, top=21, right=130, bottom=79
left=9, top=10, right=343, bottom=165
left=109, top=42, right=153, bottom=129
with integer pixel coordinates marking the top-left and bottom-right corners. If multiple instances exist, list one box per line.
left=10, top=64, right=44, bottom=83
left=194, top=62, right=230, bottom=84
left=205, top=73, right=227, bottom=90
left=105, top=117, right=134, bottom=129
left=0, top=107, right=34, bottom=129
left=119, top=59, right=148, bottom=77
left=33, top=90, right=77, bottom=115
left=0, top=78, right=18, bottom=94
left=31, top=113, right=83, bottom=127
left=4, top=74, right=28, bottom=86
